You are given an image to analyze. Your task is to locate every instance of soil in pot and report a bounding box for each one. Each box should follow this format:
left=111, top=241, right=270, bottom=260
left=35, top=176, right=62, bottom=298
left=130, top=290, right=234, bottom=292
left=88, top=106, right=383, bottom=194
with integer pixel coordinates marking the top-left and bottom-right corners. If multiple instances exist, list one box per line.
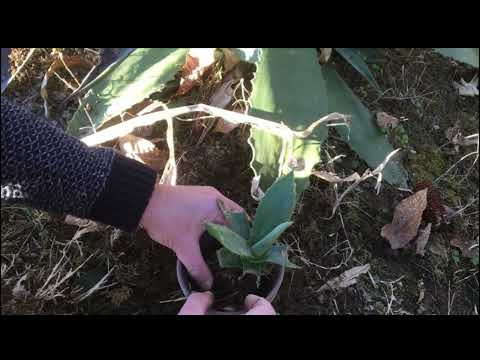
left=188, top=232, right=279, bottom=312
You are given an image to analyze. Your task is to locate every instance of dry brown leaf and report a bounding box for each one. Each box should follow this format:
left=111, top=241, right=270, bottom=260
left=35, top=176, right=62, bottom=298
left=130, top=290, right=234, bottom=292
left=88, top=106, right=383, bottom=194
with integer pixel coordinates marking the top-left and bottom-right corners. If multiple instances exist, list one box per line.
left=450, top=235, right=479, bottom=259
left=40, top=54, right=93, bottom=117
left=318, top=264, right=370, bottom=292
left=376, top=112, right=400, bottom=129
left=176, top=48, right=216, bottom=96
left=415, top=223, right=432, bottom=256
left=381, top=189, right=428, bottom=249
left=318, top=48, right=333, bottom=64
left=118, top=134, right=168, bottom=172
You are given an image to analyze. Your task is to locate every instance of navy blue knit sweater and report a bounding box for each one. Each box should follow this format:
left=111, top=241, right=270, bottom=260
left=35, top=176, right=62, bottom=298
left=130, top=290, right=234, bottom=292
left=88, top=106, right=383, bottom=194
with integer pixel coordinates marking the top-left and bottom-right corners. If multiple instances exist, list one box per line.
left=1, top=96, right=157, bottom=232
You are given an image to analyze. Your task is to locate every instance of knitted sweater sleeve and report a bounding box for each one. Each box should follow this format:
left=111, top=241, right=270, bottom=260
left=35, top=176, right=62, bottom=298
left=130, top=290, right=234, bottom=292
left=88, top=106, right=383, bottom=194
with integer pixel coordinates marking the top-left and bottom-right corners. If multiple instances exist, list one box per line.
left=1, top=96, right=157, bottom=232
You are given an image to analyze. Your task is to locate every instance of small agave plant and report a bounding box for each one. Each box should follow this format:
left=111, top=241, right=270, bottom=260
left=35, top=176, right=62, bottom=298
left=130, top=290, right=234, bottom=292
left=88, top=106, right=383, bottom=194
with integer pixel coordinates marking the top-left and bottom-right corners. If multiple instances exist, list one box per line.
left=206, top=171, right=300, bottom=285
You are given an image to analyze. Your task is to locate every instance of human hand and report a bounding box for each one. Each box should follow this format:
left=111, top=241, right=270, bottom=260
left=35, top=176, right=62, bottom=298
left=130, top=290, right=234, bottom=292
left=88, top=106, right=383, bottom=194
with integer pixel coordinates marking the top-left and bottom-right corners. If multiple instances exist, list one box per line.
left=178, top=292, right=277, bottom=315
left=140, top=185, right=244, bottom=290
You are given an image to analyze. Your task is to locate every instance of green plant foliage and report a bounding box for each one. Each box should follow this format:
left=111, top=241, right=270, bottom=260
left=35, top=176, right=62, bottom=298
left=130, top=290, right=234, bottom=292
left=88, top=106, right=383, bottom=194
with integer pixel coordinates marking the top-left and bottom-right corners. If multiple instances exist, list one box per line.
left=67, top=48, right=189, bottom=137
left=434, top=48, right=479, bottom=68
left=250, top=171, right=296, bottom=244
left=209, top=172, right=299, bottom=283
left=265, top=244, right=301, bottom=269
left=248, top=48, right=329, bottom=195
left=322, top=64, right=409, bottom=188
left=206, top=223, right=252, bottom=257
left=216, top=248, right=243, bottom=268
left=251, top=221, right=293, bottom=257
left=335, top=48, right=381, bottom=92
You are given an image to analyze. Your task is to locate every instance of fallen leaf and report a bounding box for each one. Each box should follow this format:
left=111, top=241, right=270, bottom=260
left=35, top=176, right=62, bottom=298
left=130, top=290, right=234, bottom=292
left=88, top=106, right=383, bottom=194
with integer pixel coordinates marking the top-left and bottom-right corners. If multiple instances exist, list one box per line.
left=453, top=75, right=479, bottom=97
left=318, top=48, right=333, bottom=64
left=450, top=235, right=479, bottom=259
left=415, top=223, right=432, bottom=256
left=118, top=134, right=168, bottom=172
left=413, top=181, right=445, bottom=224
left=318, top=264, right=371, bottom=292
left=376, top=111, right=400, bottom=129
left=381, top=189, right=428, bottom=249
left=41, top=54, right=93, bottom=117
left=176, top=48, right=216, bottom=96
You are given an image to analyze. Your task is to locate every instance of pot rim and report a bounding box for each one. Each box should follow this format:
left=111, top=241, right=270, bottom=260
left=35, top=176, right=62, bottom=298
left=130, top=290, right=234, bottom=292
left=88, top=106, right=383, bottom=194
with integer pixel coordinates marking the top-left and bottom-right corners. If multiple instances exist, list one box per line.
left=176, top=259, right=285, bottom=315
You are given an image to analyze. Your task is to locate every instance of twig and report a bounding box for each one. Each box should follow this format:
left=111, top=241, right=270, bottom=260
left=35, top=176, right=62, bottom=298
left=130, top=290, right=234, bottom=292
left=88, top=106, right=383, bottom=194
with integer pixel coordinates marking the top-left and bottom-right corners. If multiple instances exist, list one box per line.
left=434, top=150, right=479, bottom=184
left=1, top=48, right=37, bottom=94
left=58, top=64, right=98, bottom=109
left=319, top=149, right=402, bottom=219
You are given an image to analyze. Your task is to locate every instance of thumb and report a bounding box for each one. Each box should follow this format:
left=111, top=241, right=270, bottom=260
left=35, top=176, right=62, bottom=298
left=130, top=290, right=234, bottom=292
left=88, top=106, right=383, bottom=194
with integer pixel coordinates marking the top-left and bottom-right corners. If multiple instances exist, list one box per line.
left=177, top=240, right=213, bottom=291
left=178, top=292, right=214, bottom=315
left=244, top=294, right=277, bottom=315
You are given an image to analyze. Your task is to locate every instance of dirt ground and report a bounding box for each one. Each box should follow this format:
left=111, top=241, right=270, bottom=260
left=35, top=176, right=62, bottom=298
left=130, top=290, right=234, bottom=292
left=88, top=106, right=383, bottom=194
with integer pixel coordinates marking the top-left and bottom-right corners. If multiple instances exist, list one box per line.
left=1, top=48, right=478, bottom=315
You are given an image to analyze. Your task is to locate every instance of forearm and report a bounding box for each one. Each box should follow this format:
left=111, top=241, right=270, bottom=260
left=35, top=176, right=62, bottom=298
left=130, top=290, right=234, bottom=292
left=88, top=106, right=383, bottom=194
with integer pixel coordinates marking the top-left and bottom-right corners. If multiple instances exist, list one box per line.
left=1, top=96, right=157, bottom=232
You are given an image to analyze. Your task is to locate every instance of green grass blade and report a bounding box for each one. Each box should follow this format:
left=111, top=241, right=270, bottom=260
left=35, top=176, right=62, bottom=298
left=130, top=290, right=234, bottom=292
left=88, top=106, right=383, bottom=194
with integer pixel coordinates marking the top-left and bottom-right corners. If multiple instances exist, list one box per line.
left=335, top=48, right=381, bottom=92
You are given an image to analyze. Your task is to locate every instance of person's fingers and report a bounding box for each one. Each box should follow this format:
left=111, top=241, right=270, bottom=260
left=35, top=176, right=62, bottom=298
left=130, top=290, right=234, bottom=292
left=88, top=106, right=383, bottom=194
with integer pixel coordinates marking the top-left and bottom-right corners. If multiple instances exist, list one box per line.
left=244, top=294, right=277, bottom=315
left=178, top=291, right=214, bottom=315
left=177, top=239, right=213, bottom=290
left=220, top=195, right=245, bottom=214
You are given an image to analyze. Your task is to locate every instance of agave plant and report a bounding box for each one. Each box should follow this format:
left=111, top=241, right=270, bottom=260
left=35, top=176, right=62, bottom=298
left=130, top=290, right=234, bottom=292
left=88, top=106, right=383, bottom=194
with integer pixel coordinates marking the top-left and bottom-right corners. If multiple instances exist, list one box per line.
left=70, top=48, right=480, bottom=197
left=205, top=171, right=300, bottom=284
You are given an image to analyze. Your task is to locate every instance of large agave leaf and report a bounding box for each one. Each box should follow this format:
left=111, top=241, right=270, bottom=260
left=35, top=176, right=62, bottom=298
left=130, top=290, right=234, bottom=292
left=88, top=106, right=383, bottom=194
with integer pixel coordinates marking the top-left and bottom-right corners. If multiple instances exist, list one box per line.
left=67, top=48, right=189, bottom=137
left=216, top=248, right=243, bottom=268
left=248, top=48, right=329, bottom=194
left=251, top=221, right=293, bottom=257
left=265, top=244, right=300, bottom=269
left=434, top=48, right=479, bottom=68
left=322, top=64, right=408, bottom=188
left=250, top=172, right=296, bottom=244
left=335, top=48, right=381, bottom=92
left=206, top=223, right=252, bottom=257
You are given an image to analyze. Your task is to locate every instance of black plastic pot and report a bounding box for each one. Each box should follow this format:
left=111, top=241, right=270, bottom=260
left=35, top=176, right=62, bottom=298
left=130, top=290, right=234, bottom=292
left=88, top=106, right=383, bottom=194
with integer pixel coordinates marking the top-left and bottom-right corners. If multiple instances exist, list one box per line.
left=176, top=259, right=284, bottom=315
